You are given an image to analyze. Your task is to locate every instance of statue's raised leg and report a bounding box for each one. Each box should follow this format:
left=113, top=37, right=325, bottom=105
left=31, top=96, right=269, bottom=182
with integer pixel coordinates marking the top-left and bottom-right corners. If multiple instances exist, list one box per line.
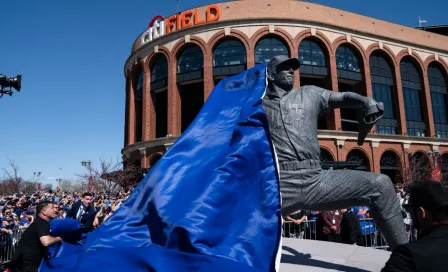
left=280, top=164, right=407, bottom=250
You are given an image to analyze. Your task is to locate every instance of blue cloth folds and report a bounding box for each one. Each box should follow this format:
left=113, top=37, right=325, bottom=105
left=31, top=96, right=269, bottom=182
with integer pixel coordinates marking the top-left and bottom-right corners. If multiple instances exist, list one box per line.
left=49, top=218, right=82, bottom=238
left=39, top=63, right=282, bottom=272
left=44, top=219, right=86, bottom=264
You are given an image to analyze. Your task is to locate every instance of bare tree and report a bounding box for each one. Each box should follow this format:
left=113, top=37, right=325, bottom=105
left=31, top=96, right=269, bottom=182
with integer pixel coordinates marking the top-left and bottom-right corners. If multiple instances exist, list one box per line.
left=438, top=155, right=448, bottom=185
left=43, top=183, right=53, bottom=191
left=22, top=181, right=38, bottom=194
left=101, top=163, right=142, bottom=190
left=399, top=153, right=432, bottom=184
left=0, top=182, right=8, bottom=197
left=57, top=179, right=76, bottom=192
left=2, top=159, right=24, bottom=194
left=76, top=158, right=142, bottom=194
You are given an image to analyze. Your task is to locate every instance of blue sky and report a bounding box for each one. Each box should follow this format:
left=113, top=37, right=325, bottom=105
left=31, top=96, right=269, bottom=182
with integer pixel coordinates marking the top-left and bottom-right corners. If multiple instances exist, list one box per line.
left=0, top=0, right=446, bottom=187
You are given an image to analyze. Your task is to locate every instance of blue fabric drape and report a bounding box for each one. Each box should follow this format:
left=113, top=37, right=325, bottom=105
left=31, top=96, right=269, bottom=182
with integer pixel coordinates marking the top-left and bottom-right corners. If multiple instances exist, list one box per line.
left=40, top=63, right=282, bottom=272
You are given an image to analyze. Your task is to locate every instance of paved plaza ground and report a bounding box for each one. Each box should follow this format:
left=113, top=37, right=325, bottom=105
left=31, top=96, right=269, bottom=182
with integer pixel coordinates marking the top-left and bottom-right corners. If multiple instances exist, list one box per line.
left=280, top=238, right=391, bottom=272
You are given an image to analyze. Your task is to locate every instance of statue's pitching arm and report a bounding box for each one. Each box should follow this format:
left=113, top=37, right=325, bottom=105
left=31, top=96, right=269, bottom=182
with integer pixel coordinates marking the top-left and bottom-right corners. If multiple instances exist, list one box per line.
left=328, top=92, right=384, bottom=146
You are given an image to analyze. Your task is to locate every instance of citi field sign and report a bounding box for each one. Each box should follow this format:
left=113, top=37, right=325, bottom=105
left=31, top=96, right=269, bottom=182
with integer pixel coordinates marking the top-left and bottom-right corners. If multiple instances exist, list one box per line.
left=141, top=4, right=221, bottom=45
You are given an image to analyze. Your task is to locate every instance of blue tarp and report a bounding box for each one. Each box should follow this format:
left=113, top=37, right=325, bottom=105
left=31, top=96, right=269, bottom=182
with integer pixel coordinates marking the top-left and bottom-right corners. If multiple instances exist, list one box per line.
left=40, top=63, right=283, bottom=272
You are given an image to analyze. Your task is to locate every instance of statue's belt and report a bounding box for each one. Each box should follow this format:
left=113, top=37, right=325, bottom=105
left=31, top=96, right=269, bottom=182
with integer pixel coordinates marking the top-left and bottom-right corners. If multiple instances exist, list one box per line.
left=279, top=160, right=321, bottom=171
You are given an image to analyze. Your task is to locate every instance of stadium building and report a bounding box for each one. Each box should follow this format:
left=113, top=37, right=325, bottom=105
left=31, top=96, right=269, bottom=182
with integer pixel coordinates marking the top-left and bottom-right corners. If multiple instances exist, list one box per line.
left=122, top=0, right=448, bottom=184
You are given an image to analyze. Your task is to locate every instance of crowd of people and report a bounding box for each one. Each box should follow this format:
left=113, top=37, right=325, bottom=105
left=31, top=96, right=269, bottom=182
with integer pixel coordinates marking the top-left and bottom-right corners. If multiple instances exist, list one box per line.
left=0, top=189, right=132, bottom=233
left=1, top=181, right=447, bottom=272
left=0, top=189, right=133, bottom=271
left=283, top=183, right=416, bottom=246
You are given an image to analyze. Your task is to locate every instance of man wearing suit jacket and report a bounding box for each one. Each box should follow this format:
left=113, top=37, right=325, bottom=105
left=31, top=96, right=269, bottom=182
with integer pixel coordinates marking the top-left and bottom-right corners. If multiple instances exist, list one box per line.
left=66, top=192, right=96, bottom=233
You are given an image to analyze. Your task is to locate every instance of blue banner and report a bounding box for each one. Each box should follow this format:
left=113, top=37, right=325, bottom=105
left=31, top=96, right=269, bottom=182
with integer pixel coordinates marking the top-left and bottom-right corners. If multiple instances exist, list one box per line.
left=360, top=220, right=376, bottom=236
left=40, top=63, right=282, bottom=272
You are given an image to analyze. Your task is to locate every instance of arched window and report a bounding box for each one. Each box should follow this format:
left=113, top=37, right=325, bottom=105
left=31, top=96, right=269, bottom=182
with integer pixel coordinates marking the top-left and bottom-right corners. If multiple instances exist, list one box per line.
left=150, top=54, right=168, bottom=90
left=299, top=39, right=327, bottom=67
left=320, top=148, right=334, bottom=162
left=380, top=151, right=400, bottom=183
left=213, top=39, right=246, bottom=77
left=336, top=45, right=361, bottom=73
left=213, top=39, right=246, bottom=67
left=177, top=45, right=204, bottom=74
left=370, top=51, right=397, bottom=135
left=150, top=54, right=168, bottom=138
left=134, top=69, right=143, bottom=142
left=401, top=58, right=426, bottom=137
left=299, top=38, right=330, bottom=129
left=299, top=38, right=328, bottom=82
left=255, top=36, right=289, bottom=64
left=177, top=44, right=205, bottom=131
left=337, top=44, right=363, bottom=131
left=346, top=149, right=370, bottom=171
left=428, top=62, right=448, bottom=138
left=149, top=153, right=162, bottom=168
left=380, top=151, right=399, bottom=169
left=135, top=70, right=144, bottom=96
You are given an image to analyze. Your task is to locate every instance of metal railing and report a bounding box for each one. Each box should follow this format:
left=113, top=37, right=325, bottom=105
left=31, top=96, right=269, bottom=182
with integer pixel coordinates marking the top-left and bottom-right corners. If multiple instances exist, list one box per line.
left=282, top=218, right=416, bottom=250
left=0, top=229, right=24, bottom=265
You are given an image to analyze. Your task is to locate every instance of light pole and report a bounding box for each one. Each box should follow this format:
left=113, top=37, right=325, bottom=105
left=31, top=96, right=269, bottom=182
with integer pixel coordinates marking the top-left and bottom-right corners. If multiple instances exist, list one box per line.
left=81, top=160, right=93, bottom=192
left=33, top=171, right=42, bottom=181
left=55, top=168, right=62, bottom=190
left=33, top=172, right=42, bottom=190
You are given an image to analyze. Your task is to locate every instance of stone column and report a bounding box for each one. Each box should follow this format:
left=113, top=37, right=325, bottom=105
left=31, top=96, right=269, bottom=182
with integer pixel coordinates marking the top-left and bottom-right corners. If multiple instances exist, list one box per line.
left=142, top=64, right=155, bottom=141
left=422, top=72, right=436, bottom=137
left=167, top=57, right=181, bottom=136
left=139, top=148, right=147, bottom=168
left=363, top=61, right=375, bottom=133
left=329, top=53, right=342, bottom=131
left=336, top=139, right=345, bottom=161
left=291, top=49, right=300, bottom=88
left=371, top=141, right=380, bottom=173
left=204, top=52, right=214, bottom=101
left=246, top=48, right=255, bottom=69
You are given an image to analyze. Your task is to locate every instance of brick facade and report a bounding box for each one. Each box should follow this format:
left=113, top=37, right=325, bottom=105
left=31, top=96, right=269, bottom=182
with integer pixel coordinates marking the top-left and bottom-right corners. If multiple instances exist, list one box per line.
left=122, top=0, right=448, bottom=182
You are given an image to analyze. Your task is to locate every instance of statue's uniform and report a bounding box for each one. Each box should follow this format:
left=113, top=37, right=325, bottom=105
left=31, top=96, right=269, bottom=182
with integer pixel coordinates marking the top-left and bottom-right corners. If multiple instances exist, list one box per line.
left=262, top=85, right=407, bottom=249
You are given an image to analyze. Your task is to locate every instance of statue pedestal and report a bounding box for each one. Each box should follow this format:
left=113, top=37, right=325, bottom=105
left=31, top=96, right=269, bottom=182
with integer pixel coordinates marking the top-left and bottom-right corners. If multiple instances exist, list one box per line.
left=280, top=238, right=391, bottom=272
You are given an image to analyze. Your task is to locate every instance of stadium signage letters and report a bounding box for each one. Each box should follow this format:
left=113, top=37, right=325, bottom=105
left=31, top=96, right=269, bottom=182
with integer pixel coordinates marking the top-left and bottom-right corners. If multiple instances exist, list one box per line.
left=141, top=15, right=165, bottom=45
left=141, top=5, right=221, bottom=46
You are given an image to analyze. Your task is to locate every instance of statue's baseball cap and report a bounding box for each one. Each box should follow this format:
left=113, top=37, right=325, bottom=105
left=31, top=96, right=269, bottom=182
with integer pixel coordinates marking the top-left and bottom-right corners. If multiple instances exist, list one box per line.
left=267, top=55, right=300, bottom=72
left=404, top=181, right=448, bottom=213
